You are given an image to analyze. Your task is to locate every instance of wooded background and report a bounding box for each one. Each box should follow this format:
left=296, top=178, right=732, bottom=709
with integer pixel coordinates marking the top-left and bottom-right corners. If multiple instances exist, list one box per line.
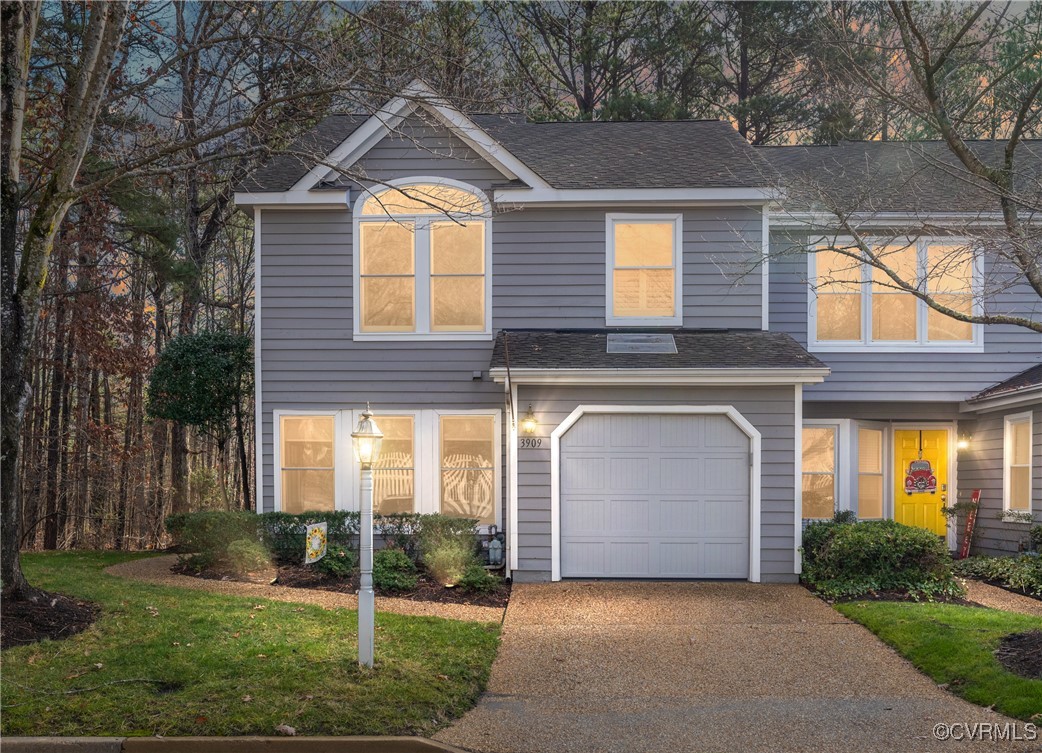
left=8, top=0, right=1041, bottom=553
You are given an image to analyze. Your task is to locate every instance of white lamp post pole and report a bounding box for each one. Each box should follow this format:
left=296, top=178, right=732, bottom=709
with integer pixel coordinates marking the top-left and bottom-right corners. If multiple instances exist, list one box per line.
left=358, top=463, right=375, bottom=668
left=351, top=405, right=382, bottom=669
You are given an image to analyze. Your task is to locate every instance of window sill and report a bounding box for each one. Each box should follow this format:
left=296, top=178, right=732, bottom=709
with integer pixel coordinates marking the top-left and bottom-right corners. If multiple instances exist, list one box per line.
left=809, top=343, right=984, bottom=354
left=352, top=332, right=493, bottom=342
left=1001, top=510, right=1036, bottom=524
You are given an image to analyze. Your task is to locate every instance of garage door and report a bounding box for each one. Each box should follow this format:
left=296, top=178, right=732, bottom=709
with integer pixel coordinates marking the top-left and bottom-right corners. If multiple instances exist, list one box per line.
left=560, top=413, right=750, bottom=578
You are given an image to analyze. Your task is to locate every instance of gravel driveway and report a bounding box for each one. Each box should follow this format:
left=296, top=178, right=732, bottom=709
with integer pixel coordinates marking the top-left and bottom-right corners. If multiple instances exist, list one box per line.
left=436, top=582, right=1036, bottom=753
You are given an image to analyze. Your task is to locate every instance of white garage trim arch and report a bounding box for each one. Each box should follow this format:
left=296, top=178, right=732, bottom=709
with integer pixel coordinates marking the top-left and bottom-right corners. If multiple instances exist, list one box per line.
left=550, top=405, right=762, bottom=583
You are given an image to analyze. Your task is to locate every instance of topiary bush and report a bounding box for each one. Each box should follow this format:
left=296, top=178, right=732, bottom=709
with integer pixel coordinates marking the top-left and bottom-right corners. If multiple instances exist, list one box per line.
left=802, top=519, right=963, bottom=600
left=373, top=548, right=418, bottom=591
left=954, top=555, right=1042, bottom=597
left=418, top=514, right=480, bottom=586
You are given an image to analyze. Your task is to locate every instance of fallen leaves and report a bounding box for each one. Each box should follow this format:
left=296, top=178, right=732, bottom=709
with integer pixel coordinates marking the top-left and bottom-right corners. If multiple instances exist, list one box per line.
left=275, top=724, right=296, bottom=736
left=145, top=606, right=160, bottom=618
left=241, top=694, right=253, bottom=703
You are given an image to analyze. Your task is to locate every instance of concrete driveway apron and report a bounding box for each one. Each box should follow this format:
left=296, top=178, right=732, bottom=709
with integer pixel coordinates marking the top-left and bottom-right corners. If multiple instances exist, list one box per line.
left=436, top=581, right=1038, bottom=753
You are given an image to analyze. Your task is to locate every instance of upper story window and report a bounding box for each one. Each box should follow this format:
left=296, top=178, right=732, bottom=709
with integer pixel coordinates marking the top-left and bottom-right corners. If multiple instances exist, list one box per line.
left=355, top=181, right=491, bottom=340
left=810, top=239, right=980, bottom=351
left=606, top=213, right=683, bottom=326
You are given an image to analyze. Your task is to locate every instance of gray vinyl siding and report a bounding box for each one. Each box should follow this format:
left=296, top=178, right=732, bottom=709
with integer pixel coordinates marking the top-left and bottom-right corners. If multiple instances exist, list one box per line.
left=494, top=207, right=763, bottom=329
left=514, top=385, right=797, bottom=582
left=769, top=234, right=1042, bottom=402
left=347, top=114, right=505, bottom=190
left=957, top=408, right=1042, bottom=556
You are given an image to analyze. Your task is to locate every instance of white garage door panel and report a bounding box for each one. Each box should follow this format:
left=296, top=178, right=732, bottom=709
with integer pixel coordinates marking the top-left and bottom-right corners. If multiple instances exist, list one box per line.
left=561, top=413, right=750, bottom=579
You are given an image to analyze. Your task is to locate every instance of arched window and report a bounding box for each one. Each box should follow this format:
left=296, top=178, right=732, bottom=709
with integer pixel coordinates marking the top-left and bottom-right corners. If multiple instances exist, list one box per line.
left=354, top=181, right=491, bottom=338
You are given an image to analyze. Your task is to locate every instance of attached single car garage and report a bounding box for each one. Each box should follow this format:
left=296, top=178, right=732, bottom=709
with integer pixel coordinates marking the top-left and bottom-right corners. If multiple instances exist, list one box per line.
left=557, top=409, right=755, bottom=579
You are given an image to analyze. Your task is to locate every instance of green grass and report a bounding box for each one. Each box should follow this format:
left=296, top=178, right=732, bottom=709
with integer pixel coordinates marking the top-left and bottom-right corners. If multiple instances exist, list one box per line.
left=0, top=551, right=500, bottom=737
left=836, top=601, right=1042, bottom=721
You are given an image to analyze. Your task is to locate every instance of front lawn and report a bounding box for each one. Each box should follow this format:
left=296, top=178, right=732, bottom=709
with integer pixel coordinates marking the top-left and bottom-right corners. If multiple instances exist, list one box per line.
left=836, top=601, right=1042, bottom=721
left=0, top=551, right=500, bottom=737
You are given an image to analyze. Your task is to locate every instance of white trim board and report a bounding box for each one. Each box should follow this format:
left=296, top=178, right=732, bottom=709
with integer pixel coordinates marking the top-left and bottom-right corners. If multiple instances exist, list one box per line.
left=495, top=187, right=773, bottom=206
left=548, top=405, right=763, bottom=583
left=253, top=208, right=265, bottom=513
left=490, top=367, right=830, bottom=386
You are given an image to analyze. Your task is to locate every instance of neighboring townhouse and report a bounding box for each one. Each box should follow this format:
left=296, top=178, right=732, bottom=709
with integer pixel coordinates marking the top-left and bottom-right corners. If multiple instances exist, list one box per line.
left=234, top=83, right=1042, bottom=584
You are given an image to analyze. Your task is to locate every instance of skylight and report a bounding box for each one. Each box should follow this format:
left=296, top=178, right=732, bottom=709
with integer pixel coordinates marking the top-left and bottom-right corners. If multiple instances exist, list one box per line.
left=606, top=333, right=677, bottom=354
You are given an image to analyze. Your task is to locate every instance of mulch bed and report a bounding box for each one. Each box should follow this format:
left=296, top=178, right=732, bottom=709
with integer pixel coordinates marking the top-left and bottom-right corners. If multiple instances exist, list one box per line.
left=1, top=590, right=99, bottom=649
left=172, top=561, right=510, bottom=609
left=995, top=630, right=1042, bottom=679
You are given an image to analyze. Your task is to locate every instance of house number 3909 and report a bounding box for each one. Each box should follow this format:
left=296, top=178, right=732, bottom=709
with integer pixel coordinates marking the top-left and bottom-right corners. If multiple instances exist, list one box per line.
left=519, top=437, right=543, bottom=449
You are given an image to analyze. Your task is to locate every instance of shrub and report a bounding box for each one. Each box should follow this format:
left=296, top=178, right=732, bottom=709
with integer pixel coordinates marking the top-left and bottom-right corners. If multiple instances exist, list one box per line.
left=373, top=548, right=418, bottom=592
left=419, top=514, right=479, bottom=586
left=165, top=510, right=260, bottom=555
left=313, top=545, right=357, bottom=578
left=801, top=519, right=963, bottom=600
left=954, top=555, right=1042, bottom=597
left=1030, top=525, right=1042, bottom=552
left=226, top=538, right=272, bottom=574
left=458, top=564, right=500, bottom=593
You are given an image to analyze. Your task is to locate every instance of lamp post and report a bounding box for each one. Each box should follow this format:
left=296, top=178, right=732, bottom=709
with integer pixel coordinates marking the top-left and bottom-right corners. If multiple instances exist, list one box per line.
left=351, top=404, right=383, bottom=668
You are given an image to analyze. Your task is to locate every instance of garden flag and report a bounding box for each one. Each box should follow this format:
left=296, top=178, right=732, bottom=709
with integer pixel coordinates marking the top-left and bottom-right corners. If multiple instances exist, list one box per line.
left=305, top=522, right=327, bottom=564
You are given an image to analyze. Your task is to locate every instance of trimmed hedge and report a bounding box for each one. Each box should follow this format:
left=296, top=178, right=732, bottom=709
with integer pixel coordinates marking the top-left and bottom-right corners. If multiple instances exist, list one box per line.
left=165, top=510, right=479, bottom=568
left=954, top=555, right=1042, bottom=597
left=802, top=519, right=963, bottom=600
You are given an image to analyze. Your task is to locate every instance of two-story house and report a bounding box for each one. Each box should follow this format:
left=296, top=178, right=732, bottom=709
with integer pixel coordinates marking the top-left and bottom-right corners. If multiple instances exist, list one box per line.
left=235, top=82, right=1041, bottom=584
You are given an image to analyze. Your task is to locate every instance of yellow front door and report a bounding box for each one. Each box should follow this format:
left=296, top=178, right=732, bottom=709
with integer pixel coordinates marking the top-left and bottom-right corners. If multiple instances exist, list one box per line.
left=894, top=429, right=948, bottom=535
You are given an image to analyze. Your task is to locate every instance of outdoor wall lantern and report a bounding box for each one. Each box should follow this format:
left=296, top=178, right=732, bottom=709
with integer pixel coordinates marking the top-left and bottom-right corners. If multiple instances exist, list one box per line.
left=520, top=405, right=538, bottom=435
left=957, top=433, right=972, bottom=451
left=351, top=404, right=383, bottom=669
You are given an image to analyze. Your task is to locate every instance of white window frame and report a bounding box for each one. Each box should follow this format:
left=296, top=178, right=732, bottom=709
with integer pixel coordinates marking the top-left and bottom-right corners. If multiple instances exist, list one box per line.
left=352, top=177, right=493, bottom=342
left=605, top=213, right=683, bottom=326
left=273, top=410, right=350, bottom=513
left=808, top=237, right=983, bottom=353
left=801, top=420, right=842, bottom=520
left=1003, top=410, right=1034, bottom=516
left=274, top=407, right=503, bottom=531
left=854, top=422, right=889, bottom=521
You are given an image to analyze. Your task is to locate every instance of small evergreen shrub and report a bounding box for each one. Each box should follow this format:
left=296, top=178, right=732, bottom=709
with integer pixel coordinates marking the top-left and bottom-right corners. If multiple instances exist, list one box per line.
left=261, top=511, right=360, bottom=563
left=458, top=563, right=500, bottom=593
left=313, top=544, right=357, bottom=578
left=226, top=538, right=273, bottom=574
left=1030, top=525, right=1042, bottom=552
left=419, top=514, right=480, bottom=586
left=373, top=548, right=418, bottom=592
left=802, top=519, right=963, bottom=600
left=954, top=555, right=1042, bottom=597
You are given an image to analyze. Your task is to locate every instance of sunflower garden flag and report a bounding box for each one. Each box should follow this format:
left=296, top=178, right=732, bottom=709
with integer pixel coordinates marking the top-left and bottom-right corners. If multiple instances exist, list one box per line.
left=305, top=522, right=328, bottom=564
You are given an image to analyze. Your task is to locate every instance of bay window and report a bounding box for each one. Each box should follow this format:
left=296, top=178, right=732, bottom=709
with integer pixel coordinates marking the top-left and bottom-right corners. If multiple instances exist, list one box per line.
left=811, top=239, right=979, bottom=350
left=606, top=214, right=682, bottom=325
left=355, top=182, right=490, bottom=339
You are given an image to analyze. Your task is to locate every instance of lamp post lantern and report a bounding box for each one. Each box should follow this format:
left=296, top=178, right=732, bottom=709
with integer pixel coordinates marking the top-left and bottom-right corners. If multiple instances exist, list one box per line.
left=351, top=404, right=383, bottom=668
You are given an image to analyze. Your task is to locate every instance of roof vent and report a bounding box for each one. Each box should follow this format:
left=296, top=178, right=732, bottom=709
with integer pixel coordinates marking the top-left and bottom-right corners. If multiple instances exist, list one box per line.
left=606, top=333, right=677, bottom=354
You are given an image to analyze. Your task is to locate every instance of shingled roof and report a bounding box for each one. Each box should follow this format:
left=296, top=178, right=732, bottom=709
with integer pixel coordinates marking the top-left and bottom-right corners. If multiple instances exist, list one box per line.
left=968, top=363, right=1042, bottom=402
left=237, top=111, right=772, bottom=193
left=490, top=329, right=827, bottom=371
left=759, top=139, right=1042, bottom=214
